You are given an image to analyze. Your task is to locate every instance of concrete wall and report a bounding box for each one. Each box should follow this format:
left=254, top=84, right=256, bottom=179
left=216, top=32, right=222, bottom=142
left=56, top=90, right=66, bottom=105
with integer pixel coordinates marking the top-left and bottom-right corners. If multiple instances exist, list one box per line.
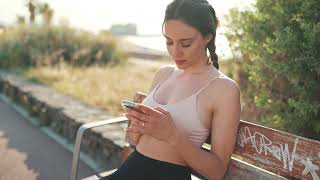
left=0, top=71, right=127, bottom=171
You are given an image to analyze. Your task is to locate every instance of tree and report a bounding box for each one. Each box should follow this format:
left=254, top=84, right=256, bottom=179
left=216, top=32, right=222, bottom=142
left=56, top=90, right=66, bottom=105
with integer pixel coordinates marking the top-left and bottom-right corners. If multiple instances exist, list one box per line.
left=38, top=3, right=54, bottom=25
left=27, top=0, right=36, bottom=23
left=17, top=15, right=26, bottom=26
left=225, top=0, right=320, bottom=139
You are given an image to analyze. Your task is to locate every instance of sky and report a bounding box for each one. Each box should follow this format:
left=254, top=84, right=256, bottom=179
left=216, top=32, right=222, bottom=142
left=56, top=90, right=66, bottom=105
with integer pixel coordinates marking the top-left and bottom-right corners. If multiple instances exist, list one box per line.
left=0, top=0, right=255, bottom=35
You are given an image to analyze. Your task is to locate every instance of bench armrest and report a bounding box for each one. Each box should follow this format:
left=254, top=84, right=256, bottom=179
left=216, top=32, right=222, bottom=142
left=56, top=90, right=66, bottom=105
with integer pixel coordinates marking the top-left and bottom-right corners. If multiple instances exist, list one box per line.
left=70, top=116, right=128, bottom=180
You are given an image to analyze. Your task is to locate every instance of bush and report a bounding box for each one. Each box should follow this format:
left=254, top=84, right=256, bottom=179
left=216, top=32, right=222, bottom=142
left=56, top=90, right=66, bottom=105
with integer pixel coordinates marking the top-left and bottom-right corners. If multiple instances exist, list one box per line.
left=0, top=25, right=127, bottom=68
left=225, top=0, right=320, bottom=139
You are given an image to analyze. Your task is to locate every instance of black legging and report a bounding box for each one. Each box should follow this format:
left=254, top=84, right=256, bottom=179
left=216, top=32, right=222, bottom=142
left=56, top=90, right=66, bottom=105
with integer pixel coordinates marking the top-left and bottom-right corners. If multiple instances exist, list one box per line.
left=100, top=149, right=191, bottom=180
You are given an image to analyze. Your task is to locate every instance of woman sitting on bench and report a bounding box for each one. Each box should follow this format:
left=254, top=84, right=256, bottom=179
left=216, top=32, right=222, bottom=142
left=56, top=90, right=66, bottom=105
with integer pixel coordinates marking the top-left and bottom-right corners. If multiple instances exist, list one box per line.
left=101, top=0, right=240, bottom=179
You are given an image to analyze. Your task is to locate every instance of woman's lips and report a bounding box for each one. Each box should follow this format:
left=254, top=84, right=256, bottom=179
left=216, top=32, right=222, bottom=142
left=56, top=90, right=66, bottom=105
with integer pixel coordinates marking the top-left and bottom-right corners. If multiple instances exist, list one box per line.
left=175, top=59, right=186, bottom=64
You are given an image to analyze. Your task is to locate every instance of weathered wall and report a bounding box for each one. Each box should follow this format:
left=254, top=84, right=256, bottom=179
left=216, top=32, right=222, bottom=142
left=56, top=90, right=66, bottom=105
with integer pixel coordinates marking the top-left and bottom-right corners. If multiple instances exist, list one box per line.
left=0, top=71, right=127, bottom=171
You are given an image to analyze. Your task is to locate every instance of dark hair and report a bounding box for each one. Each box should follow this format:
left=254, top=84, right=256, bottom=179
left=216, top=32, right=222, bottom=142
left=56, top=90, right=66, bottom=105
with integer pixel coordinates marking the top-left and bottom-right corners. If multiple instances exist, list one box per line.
left=163, top=0, right=220, bottom=69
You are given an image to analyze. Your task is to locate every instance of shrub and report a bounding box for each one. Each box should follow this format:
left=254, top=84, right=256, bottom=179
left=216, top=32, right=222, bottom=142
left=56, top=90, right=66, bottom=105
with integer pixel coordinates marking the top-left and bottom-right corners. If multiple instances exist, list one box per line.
left=225, top=0, right=320, bottom=139
left=0, top=25, right=127, bottom=68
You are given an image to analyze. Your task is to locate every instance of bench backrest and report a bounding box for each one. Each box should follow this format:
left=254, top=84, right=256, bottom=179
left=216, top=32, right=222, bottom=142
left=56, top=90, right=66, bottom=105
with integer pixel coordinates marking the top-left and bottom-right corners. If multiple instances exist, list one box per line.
left=133, top=92, right=320, bottom=180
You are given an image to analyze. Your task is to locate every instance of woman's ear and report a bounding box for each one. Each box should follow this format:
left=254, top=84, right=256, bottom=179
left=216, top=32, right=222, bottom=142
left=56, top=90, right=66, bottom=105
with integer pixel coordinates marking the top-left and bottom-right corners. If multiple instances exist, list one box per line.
left=205, top=33, right=213, bottom=43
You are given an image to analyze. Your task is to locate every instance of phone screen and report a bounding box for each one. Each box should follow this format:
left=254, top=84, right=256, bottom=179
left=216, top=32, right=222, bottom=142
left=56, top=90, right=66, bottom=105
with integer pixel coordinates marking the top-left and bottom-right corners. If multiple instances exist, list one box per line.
left=121, top=100, right=145, bottom=114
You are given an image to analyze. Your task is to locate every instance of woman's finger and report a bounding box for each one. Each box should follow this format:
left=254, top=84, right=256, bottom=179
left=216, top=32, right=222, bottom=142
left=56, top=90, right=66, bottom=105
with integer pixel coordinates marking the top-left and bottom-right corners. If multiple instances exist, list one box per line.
left=128, top=109, right=149, bottom=123
left=126, top=114, right=145, bottom=127
left=135, top=104, right=156, bottom=115
left=127, top=125, right=140, bottom=133
left=123, top=107, right=135, bottom=118
left=154, top=106, right=170, bottom=116
left=127, top=120, right=148, bottom=134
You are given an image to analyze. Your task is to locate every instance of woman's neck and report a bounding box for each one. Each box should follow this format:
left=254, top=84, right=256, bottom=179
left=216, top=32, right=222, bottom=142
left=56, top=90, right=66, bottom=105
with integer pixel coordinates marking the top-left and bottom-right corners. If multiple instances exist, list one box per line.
left=183, top=64, right=212, bottom=75
left=182, top=56, right=213, bottom=75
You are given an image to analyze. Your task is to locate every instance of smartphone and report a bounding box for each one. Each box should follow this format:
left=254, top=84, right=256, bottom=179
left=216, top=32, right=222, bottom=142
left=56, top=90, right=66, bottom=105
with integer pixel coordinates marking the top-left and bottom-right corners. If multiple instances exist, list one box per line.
left=121, top=100, right=145, bottom=114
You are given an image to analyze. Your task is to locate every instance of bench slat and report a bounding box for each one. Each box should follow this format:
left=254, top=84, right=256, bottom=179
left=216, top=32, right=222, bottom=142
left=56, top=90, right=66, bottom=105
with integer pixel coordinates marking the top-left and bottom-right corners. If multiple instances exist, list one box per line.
left=224, top=157, right=287, bottom=180
left=233, top=121, right=320, bottom=179
left=83, top=157, right=286, bottom=180
left=82, top=170, right=205, bottom=180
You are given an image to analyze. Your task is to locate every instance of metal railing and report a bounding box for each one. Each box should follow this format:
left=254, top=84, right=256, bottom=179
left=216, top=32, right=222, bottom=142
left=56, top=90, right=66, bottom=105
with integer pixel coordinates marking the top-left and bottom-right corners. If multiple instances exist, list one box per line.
left=69, top=116, right=128, bottom=180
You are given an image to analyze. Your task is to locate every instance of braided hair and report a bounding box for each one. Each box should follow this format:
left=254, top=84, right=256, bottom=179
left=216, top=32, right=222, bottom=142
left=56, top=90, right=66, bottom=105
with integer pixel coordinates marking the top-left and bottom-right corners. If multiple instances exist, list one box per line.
left=163, top=0, right=220, bottom=69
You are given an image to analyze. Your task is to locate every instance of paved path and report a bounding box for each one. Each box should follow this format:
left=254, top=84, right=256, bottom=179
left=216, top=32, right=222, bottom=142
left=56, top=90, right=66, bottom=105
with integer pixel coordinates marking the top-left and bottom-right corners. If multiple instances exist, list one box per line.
left=0, top=97, right=96, bottom=180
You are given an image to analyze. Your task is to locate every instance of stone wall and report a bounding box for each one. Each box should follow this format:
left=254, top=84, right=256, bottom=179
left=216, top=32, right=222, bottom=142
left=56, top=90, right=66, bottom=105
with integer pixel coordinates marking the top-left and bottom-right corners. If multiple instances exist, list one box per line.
left=0, top=71, right=127, bottom=171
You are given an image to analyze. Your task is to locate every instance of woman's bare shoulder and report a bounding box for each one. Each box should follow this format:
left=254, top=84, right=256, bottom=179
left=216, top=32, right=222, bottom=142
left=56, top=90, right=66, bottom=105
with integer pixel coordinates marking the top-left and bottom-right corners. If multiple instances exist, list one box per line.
left=217, top=75, right=239, bottom=91
left=148, top=65, right=176, bottom=93
left=204, top=75, right=240, bottom=124
left=207, top=75, right=240, bottom=101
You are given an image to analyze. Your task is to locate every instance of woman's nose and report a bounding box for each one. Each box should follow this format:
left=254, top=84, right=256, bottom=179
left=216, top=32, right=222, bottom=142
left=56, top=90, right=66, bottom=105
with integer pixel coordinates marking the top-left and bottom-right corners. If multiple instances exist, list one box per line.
left=171, top=44, right=183, bottom=57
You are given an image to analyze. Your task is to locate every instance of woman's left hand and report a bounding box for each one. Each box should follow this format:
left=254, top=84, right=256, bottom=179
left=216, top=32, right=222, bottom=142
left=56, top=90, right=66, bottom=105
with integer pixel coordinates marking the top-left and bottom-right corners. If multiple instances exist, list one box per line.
left=124, top=104, right=178, bottom=145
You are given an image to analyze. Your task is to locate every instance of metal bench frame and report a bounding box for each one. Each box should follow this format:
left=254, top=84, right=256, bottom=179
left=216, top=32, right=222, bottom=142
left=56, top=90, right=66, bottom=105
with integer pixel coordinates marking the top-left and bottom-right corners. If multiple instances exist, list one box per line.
left=70, top=117, right=128, bottom=180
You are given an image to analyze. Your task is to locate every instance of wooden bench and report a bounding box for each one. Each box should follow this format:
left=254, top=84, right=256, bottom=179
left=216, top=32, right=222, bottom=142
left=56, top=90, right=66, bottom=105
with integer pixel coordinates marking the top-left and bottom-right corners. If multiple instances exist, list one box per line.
left=70, top=92, right=320, bottom=180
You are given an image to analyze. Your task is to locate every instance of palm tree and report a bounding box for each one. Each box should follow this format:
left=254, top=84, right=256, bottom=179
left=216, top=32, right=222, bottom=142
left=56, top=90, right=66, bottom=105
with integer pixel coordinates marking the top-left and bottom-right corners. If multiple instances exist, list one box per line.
left=27, top=0, right=36, bottom=23
left=38, top=3, right=54, bottom=25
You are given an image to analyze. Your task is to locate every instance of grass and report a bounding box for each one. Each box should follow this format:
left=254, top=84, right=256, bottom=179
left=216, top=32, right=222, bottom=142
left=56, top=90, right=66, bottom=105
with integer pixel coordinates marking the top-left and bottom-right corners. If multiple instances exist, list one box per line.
left=22, top=59, right=232, bottom=116
left=23, top=61, right=161, bottom=116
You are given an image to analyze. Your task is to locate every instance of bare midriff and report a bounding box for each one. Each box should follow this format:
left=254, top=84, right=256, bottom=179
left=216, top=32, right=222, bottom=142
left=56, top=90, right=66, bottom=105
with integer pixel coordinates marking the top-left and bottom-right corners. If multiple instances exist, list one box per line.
left=136, top=134, right=188, bottom=166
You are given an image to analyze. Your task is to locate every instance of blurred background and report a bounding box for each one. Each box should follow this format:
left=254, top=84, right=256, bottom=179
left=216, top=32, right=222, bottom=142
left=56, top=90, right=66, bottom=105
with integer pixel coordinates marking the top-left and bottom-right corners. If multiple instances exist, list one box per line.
left=0, top=0, right=255, bottom=59
left=0, top=0, right=319, bottom=179
left=0, top=0, right=320, bottom=139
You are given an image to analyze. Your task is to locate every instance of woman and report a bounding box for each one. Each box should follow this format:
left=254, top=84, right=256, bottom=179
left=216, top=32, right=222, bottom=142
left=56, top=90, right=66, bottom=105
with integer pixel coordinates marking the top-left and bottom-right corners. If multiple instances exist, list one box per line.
left=102, top=0, right=240, bottom=179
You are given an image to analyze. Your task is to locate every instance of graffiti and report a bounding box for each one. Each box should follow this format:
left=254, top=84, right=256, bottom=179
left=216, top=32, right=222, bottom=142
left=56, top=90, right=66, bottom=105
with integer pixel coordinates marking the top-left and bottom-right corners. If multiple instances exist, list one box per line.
left=300, top=157, right=319, bottom=180
left=237, top=126, right=319, bottom=180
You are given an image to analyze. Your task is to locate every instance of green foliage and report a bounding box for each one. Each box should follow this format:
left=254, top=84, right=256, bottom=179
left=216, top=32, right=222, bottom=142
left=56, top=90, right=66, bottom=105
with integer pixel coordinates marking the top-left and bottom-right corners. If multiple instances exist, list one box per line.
left=0, top=25, right=127, bottom=69
left=225, top=0, right=320, bottom=139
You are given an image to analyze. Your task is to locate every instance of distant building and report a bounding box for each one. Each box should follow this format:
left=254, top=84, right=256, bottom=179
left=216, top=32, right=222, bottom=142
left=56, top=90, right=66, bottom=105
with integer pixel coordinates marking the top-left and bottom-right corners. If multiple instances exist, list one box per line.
left=110, top=23, right=137, bottom=36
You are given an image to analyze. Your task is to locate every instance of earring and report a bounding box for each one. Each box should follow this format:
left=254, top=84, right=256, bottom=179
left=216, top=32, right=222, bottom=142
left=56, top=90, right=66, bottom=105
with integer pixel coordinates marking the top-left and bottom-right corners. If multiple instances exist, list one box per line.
left=207, top=56, right=212, bottom=65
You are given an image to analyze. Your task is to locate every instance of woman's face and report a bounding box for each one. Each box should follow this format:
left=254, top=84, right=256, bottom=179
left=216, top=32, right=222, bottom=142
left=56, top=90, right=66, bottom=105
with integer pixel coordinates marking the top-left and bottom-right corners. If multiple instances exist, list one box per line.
left=164, top=19, right=211, bottom=70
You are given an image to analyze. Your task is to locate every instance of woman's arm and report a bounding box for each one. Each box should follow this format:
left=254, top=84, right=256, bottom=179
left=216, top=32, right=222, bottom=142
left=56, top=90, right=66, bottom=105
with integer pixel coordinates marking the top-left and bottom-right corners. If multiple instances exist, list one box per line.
left=171, top=79, right=241, bottom=179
